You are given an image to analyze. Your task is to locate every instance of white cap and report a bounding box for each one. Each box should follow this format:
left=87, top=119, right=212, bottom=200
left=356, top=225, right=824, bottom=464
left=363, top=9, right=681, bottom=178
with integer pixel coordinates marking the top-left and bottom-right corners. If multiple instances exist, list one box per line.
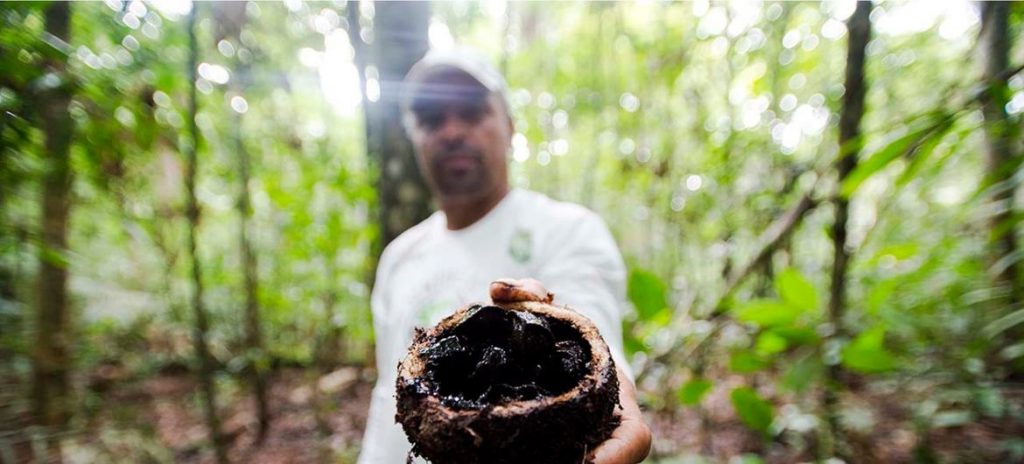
left=402, top=46, right=508, bottom=113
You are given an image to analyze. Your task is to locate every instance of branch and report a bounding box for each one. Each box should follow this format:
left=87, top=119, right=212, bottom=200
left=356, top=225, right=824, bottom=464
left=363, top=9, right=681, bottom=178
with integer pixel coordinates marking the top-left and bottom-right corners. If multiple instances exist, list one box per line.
left=998, top=62, right=1024, bottom=82
left=970, top=61, right=1024, bottom=104
left=714, top=193, right=817, bottom=316
left=637, top=191, right=820, bottom=382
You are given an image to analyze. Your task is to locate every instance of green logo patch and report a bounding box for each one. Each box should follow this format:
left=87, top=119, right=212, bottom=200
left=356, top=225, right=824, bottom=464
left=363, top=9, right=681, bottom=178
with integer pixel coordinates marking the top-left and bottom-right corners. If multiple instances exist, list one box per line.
left=508, top=228, right=533, bottom=264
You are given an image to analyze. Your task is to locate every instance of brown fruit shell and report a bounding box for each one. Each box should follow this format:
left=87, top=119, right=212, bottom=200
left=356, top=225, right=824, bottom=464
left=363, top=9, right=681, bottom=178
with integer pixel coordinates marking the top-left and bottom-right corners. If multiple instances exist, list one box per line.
left=396, top=300, right=620, bottom=464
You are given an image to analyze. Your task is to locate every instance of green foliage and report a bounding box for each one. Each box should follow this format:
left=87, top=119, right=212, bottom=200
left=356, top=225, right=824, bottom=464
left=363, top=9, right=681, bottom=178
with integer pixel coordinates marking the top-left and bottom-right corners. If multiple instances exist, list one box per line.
left=840, top=111, right=955, bottom=198
left=733, top=299, right=803, bottom=327
left=870, top=243, right=920, bottom=264
left=753, top=331, right=788, bottom=356
left=841, top=325, right=897, bottom=374
left=982, top=308, right=1024, bottom=339
left=771, top=327, right=819, bottom=346
left=1, top=2, right=378, bottom=381
left=627, top=268, right=670, bottom=322
left=677, top=378, right=712, bottom=406
left=781, top=355, right=822, bottom=393
left=735, top=455, right=765, bottom=464
left=2, top=1, right=1023, bottom=460
left=729, top=351, right=769, bottom=373
left=775, top=268, right=818, bottom=312
left=622, top=327, right=647, bottom=357
left=730, top=387, right=774, bottom=434
left=731, top=265, right=819, bottom=334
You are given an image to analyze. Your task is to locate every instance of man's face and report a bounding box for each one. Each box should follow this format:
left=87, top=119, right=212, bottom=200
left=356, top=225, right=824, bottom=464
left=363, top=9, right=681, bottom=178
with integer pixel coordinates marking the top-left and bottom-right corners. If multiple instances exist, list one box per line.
left=407, top=69, right=512, bottom=204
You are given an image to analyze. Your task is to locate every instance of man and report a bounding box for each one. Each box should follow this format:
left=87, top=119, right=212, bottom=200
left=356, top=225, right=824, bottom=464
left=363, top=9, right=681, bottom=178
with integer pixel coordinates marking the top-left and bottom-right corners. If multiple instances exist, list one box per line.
left=358, top=47, right=651, bottom=464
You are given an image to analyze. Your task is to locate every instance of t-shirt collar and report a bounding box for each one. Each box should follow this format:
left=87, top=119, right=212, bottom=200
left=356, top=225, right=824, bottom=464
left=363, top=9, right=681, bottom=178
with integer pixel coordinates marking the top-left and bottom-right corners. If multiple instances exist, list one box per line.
left=441, top=188, right=521, bottom=238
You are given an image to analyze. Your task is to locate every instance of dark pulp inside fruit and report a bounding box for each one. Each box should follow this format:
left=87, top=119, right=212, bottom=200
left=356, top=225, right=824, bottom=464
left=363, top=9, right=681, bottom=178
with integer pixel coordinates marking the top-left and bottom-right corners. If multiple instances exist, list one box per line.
left=419, top=305, right=592, bottom=409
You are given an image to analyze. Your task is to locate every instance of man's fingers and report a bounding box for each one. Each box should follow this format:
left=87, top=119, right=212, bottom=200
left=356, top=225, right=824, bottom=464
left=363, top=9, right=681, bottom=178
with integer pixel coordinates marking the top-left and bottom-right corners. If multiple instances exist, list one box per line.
left=489, top=278, right=554, bottom=303
left=591, top=416, right=651, bottom=463
left=591, top=369, right=652, bottom=464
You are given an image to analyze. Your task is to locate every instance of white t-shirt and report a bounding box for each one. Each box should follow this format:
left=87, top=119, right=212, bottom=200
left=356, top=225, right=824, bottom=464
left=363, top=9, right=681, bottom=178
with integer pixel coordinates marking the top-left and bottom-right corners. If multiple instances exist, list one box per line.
left=357, top=188, right=629, bottom=464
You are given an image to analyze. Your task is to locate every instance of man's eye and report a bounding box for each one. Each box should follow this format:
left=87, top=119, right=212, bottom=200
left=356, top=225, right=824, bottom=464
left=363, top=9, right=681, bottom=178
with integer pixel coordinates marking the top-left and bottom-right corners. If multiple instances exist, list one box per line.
left=458, top=106, right=485, bottom=123
left=417, top=113, right=444, bottom=130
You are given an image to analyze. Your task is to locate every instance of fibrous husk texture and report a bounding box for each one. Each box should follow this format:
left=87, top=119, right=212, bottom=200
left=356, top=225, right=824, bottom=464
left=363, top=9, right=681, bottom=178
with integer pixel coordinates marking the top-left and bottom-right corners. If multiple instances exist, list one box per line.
left=396, top=301, right=619, bottom=464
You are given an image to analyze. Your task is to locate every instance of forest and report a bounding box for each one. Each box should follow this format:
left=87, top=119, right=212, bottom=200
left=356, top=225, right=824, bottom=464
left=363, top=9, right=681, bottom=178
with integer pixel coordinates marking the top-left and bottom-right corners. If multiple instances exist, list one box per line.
left=1, top=0, right=1023, bottom=463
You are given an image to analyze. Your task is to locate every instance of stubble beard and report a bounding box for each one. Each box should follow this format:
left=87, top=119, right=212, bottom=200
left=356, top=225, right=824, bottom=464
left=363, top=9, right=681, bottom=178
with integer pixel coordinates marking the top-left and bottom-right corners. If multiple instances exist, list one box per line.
left=432, top=148, right=490, bottom=198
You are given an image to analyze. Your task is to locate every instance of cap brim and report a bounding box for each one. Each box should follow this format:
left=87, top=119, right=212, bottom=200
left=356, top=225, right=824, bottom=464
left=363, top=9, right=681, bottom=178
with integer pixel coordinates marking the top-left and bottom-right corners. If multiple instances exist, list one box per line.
left=402, top=47, right=507, bottom=112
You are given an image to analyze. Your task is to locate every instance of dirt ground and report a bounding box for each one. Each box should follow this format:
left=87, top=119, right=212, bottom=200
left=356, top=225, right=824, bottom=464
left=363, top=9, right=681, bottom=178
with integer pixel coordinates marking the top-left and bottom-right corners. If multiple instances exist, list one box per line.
left=13, top=367, right=1015, bottom=464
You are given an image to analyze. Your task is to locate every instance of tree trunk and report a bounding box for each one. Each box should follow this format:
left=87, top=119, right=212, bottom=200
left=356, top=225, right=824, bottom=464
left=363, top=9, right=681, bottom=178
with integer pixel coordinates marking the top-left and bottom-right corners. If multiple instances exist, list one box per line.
left=351, top=1, right=433, bottom=254
left=185, top=6, right=228, bottom=463
left=978, top=2, right=1022, bottom=310
left=345, top=2, right=379, bottom=304
left=232, top=63, right=270, bottom=443
left=30, top=3, right=73, bottom=461
left=825, top=0, right=871, bottom=457
left=217, top=0, right=272, bottom=441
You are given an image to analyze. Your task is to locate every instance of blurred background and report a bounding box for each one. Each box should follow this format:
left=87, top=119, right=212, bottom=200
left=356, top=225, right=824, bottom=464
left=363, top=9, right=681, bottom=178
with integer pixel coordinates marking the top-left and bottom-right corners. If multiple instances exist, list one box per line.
left=2, top=0, right=1023, bottom=462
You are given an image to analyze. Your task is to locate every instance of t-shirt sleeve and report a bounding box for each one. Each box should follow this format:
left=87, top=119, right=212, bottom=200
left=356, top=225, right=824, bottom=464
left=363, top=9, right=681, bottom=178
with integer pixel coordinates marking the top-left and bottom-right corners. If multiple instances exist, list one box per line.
left=359, top=245, right=416, bottom=463
left=533, top=211, right=633, bottom=379
left=369, top=247, right=393, bottom=378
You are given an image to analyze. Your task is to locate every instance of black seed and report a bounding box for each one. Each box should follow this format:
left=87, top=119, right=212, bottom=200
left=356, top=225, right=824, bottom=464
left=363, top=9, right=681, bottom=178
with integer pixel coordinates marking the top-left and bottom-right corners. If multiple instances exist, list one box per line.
left=397, top=303, right=621, bottom=464
left=418, top=308, right=593, bottom=409
left=453, top=305, right=516, bottom=343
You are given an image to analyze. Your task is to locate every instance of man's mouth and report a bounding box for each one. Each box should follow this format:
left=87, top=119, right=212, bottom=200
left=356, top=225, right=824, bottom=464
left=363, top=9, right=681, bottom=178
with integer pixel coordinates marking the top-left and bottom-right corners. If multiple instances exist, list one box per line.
left=440, top=155, right=476, bottom=171
left=437, top=151, right=480, bottom=172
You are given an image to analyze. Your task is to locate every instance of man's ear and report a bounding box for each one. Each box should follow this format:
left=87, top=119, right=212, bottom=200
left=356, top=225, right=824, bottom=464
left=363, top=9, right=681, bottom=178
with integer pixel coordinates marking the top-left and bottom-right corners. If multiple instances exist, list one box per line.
left=491, top=92, right=513, bottom=134
left=504, top=106, right=515, bottom=142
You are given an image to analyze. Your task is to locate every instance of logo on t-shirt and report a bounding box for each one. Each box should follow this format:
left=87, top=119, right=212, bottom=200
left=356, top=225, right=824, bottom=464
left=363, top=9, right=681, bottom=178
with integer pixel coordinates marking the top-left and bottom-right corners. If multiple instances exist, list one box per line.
left=508, top=228, right=533, bottom=264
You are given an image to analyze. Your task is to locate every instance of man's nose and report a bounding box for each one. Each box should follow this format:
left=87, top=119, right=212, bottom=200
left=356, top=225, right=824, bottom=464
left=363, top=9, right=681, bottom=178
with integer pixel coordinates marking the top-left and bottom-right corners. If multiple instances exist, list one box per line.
left=436, top=113, right=468, bottom=144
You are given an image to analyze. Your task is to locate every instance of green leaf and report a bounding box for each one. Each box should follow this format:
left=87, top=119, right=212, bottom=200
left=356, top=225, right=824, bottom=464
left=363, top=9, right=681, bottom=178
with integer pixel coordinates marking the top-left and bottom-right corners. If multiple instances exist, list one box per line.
left=782, top=356, right=822, bottom=393
left=775, top=268, right=818, bottom=312
left=678, top=378, right=712, bottom=406
left=730, top=351, right=768, bottom=373
left=975, top=387, right=1005, bottom=418
left=733, top=299, right=802, bottom=327
left=841, top=325, right=897, bottom=373
left=650, top=309, right=673, bottom=327
left=840, top=113, right=951, bottom=198
left=627, top=268, right=669, bottom=321
left=999, top=342, right=1024, bottom=361
left=754, top=331, right=788, bottom=356
left=39, top=244, right=69, bottom=268
left=982, top=308, right=1024, bottom=339
left=895, top=124, right=950, bottom=188
left=866, top=279, right=898, bottom=315
left=772, top=327, right=820, bottom=345
left=737, top=455, right=765, bottom=464
left=872, top=243, right=920, bottom=263
left=730, top=387, right=774, bottom=434
left=622, top=325, right=648, bottom=356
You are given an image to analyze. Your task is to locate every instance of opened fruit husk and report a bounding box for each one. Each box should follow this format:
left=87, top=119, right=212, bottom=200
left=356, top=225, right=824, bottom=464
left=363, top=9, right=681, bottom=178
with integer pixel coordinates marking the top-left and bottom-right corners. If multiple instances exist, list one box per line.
left=396, top=295, right=620, bottom=464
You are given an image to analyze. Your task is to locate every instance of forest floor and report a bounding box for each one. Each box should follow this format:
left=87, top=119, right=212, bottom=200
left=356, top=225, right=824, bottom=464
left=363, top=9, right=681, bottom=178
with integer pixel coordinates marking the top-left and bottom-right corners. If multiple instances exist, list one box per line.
left=48, top=366, right=1018, bottom=463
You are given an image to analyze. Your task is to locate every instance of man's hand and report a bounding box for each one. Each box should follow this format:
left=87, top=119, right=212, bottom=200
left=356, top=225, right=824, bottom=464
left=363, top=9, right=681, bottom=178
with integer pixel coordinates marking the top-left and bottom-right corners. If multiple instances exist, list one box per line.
left=591, top=368, right=652, bottom=464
